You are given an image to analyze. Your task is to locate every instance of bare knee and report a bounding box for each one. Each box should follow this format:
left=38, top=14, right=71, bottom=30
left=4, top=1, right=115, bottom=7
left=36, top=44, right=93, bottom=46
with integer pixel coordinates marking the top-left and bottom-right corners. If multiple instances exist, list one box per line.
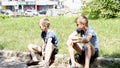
left=67, top=39, right=73, bottom=47
left=28, top=44, right=35, bottom=51
left=84, top=43, right=95, bottom=56
left=46, top=43, right=52, bottom=48
left=84, top=43, right=91, bottom=50
left=45, top=43, right=54, bottom=51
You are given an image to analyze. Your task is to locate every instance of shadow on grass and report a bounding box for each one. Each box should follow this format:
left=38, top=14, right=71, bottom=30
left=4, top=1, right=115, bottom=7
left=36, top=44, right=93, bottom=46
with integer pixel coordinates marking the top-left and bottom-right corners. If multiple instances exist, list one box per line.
left=108, top=53, right=120, bottom=58
left=99, top=49, right=120, bottom=58
left=103, top=53, right=120, bottom=58
left=0, top=43, right=7, bottom=50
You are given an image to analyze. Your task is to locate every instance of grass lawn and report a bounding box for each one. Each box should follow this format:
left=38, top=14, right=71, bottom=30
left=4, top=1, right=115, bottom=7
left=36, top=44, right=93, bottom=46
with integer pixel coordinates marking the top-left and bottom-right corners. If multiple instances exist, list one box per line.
left=0, top=16, right=120, bottom=58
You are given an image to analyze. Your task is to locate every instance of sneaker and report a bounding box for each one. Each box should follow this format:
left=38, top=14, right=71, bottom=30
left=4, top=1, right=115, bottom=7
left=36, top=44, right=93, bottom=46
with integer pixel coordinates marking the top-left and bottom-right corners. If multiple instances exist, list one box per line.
left=27, top=60, right=39, bottom=66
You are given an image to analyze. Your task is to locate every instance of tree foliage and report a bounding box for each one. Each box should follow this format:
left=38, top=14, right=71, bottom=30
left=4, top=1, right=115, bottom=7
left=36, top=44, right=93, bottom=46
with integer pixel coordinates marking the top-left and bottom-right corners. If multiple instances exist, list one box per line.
left=82, top=0, right=120, bottom=19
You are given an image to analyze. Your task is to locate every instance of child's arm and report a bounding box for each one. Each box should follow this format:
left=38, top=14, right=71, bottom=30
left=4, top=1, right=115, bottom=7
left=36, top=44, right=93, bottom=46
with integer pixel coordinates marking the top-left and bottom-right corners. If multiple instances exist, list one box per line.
left=41, top=39, right=46, bottom=52
left=69, top=31, right=78, bottom=39
left=69, top=31, right=93, bottom=43
left=72, top=34, right=92, bottom=43
left=46, top=38, right=52, bottom=46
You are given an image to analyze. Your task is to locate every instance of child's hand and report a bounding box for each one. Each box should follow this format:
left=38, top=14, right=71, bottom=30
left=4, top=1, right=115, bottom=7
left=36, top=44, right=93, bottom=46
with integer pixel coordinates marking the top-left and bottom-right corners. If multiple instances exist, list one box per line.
left=71, top=36, right=80, bottom=40
left=71, top=36, right=79, bottom=40
left=72, top=40, right=78, bottom=43
left=72, top=37, right=82, bottom=43
left=42, top=45, right=45, bottom=52
left=41, top=45, right=45, bottom=57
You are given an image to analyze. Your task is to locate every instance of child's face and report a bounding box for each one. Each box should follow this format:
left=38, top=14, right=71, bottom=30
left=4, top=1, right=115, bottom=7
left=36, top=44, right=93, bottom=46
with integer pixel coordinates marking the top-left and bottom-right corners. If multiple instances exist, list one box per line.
left=76, top=20, right=84, bottom=31
left=39, top=23, right=47, bottom=31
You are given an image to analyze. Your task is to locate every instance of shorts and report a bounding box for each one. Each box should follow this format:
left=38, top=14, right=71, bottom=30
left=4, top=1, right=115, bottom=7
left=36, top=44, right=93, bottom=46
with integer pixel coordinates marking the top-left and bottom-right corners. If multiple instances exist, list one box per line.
left=75, top=46, right=99, bottom=64
left=37, top=46, right=58, bottom=56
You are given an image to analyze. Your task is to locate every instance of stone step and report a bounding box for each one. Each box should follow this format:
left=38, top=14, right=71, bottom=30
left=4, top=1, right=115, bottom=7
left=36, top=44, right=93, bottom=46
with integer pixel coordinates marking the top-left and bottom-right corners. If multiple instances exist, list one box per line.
left=0, top=50, right=120, bottom=68
left=28, top=64, right=68, bottom=68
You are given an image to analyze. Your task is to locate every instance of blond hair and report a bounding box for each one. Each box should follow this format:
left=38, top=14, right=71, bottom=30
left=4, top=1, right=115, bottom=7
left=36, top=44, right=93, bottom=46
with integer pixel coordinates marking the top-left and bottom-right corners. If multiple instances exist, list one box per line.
left=75, top=15, right=88, bottom=26
left=39, top=18, right=50, bottom=28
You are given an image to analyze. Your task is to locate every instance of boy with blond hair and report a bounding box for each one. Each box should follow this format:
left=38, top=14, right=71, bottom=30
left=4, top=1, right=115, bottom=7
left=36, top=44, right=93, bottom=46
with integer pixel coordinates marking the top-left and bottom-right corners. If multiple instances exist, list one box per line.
left=67, top=15, right=98, bottom=68
left=28, top=18, right=58, bottom=68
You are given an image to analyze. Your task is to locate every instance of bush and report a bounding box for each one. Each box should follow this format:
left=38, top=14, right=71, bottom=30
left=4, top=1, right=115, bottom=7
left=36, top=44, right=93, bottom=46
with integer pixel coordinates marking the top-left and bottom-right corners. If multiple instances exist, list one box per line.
left=82, top=0, right=120, bottom=19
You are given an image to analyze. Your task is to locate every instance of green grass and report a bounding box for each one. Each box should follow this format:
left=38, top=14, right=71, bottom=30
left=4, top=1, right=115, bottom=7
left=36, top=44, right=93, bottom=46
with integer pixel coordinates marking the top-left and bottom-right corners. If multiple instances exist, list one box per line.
left=0, top=16, right=120, bottom=58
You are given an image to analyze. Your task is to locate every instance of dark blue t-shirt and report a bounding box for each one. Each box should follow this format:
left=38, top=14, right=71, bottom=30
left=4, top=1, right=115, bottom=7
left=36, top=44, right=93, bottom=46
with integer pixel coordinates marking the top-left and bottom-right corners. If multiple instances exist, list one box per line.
left=41, top=29, right=58, bottom=47
left=76, top=27, right=98, bottom=48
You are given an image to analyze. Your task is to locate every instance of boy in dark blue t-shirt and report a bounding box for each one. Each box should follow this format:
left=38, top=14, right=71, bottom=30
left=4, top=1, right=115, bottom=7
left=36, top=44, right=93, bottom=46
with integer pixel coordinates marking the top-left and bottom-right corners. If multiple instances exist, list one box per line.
left=28, top=18, right=58, bottom=67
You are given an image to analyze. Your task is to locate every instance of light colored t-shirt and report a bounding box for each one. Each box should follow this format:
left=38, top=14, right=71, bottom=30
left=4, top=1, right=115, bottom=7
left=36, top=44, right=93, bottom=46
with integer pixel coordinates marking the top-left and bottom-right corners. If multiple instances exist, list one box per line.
left=76, top=27, right=98, bottom=48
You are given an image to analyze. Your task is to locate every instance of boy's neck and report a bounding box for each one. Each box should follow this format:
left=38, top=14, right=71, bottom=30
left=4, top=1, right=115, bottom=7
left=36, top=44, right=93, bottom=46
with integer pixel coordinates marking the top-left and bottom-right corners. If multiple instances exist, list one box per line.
left=44, top=29, right=49, bottom=34
left=82, top=26, right=87, bottom=33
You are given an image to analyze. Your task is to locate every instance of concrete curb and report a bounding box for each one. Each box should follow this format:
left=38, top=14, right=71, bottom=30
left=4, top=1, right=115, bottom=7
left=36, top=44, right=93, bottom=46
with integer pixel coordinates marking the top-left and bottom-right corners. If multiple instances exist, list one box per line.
left=0, top=50, right=120, bottom=68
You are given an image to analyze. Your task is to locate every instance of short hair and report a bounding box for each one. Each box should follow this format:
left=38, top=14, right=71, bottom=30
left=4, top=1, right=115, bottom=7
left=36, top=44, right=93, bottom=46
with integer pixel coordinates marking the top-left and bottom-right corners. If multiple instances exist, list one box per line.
left=39, top=18, right=50, bottom=28
left=74, top=15, right=88, bottom=26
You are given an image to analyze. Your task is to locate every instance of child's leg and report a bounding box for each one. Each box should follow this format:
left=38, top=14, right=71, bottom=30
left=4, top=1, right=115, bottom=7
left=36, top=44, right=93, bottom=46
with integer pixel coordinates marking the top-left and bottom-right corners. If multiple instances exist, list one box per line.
left=28, top=44, right=42, bottom=61
left=67, top=39, right=82, bottom=67
left=67, top=39, right=76, bottom=66
left=44, top=43, right=55, bottom=65
left=84, top=43, right=95, bottom=68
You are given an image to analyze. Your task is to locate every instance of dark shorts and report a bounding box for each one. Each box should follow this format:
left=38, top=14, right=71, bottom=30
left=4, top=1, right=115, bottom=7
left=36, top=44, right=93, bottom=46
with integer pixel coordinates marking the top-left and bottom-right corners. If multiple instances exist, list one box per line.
left=75, top=46, right=99, bottom=64
left=51, top=47, right=59, bottom=55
